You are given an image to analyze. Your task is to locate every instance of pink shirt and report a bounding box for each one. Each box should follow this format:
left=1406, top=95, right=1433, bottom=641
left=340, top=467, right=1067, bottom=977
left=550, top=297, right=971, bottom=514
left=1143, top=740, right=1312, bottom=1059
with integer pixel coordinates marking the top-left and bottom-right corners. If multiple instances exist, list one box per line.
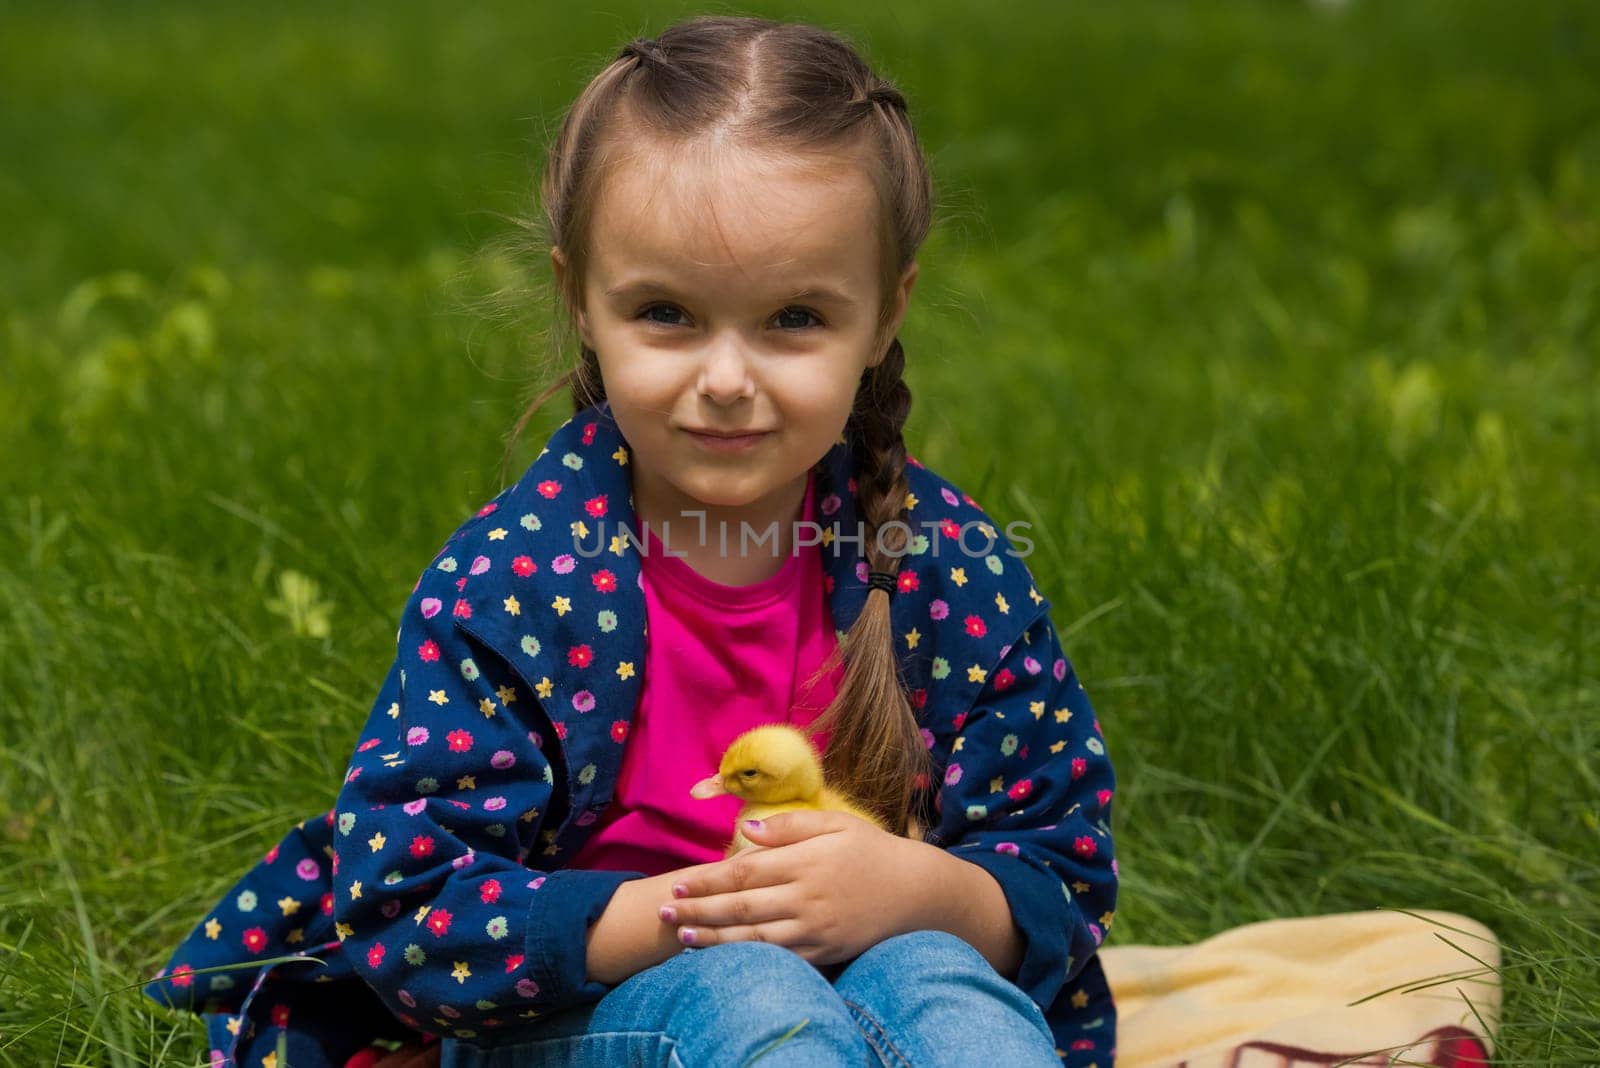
left=564, top=468, right=842, bottom=877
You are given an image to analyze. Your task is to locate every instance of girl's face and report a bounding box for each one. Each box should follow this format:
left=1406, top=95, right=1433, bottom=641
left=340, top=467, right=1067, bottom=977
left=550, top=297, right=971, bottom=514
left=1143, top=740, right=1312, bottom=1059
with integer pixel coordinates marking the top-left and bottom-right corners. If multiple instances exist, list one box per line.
left=554, top=137, right=916, bottom=533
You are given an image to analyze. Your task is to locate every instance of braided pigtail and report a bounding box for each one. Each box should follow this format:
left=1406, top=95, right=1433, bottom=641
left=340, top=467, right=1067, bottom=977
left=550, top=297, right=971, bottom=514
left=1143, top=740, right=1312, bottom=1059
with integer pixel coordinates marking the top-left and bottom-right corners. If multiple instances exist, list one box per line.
left=802, top=338, right=938, bottom=838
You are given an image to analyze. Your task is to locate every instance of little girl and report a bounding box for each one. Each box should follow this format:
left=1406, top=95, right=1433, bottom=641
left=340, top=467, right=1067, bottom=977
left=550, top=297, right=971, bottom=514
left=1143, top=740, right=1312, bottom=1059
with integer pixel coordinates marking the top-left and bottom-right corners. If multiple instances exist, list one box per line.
left=145, top=15, right=1117, bottom=1067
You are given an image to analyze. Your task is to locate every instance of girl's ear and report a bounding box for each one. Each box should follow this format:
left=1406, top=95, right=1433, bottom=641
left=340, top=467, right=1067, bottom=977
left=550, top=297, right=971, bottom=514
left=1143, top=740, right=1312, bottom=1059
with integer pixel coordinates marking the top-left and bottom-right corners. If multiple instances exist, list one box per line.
left=549, top=246, right=594, bottom=348
left=872, top=261, right=920, bottom=367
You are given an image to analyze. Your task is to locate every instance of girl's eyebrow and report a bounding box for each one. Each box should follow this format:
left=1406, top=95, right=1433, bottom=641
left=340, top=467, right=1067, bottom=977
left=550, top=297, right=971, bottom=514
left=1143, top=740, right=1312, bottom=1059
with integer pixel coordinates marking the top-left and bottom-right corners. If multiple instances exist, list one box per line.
left=603, top=278, right=858, bottom=306
left=782, top=286, right=857, bottom=307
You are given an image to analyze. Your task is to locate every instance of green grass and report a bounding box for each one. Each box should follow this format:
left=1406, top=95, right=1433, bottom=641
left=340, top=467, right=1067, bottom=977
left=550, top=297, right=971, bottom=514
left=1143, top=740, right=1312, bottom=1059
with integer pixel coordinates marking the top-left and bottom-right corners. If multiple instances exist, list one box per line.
left=2, top=0, right=1597, bottom=1063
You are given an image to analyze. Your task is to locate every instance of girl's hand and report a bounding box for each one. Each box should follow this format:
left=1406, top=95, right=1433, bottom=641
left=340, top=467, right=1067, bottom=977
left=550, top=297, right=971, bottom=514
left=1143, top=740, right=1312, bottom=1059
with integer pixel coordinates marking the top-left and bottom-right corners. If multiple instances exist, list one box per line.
left=658, top=811, right=923, bottom=966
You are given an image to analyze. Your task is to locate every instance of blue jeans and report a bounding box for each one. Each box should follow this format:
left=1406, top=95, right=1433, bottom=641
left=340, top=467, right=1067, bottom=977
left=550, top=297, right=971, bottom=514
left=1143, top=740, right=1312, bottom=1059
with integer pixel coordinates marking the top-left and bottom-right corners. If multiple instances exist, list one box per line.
left=439, top=929, right=1061, bottom=1067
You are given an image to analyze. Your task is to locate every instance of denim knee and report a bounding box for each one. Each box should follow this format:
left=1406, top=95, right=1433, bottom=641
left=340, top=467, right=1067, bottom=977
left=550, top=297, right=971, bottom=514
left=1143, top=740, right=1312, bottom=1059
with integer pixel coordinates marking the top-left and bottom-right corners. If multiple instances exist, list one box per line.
left=837, top=929, right=1054, bottom=1041
left=441, top=943, right=872, bottom=1068
left=672, top=941, right=844, bottom=1018
left=648, top=942, right=872, bottom=1064
left=665, top=940, right=864, bottom=1036
left=850, top=928, right=998, bottom=979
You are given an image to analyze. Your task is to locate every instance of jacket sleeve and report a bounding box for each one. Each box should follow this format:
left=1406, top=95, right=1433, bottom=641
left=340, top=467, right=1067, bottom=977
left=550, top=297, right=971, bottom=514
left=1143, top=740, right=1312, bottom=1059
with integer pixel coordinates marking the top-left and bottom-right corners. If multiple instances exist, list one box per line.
left=927, top=607, right=1117, bottom=1016
left=331, top=567, right=648, bottom=1040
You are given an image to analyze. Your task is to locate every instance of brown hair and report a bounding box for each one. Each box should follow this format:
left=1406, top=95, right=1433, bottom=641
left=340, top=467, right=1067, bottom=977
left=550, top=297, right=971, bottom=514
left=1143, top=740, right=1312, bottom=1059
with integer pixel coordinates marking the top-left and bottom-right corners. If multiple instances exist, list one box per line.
left=503, top=15, right=936, bottom=837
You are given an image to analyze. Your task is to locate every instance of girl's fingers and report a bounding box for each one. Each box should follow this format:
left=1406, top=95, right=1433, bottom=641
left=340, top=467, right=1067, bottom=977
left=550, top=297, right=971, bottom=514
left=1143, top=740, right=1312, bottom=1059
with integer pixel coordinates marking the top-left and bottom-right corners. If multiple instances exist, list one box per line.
left=661, top=884, right=794, bottom=930
left=673, top=918, right=813, bottom=952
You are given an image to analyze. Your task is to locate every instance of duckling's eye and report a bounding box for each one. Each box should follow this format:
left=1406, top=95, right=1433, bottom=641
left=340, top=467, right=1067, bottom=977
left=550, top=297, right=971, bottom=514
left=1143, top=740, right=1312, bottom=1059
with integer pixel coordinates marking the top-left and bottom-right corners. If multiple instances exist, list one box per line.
left=739, top=770, right=758, bottom=779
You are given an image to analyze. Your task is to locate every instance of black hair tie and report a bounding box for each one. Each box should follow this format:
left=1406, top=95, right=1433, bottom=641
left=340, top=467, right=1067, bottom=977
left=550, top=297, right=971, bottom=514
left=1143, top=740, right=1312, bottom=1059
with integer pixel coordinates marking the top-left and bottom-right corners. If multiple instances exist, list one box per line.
left=621, top=38, right=666, bottom=68
left=866, top=85, right=908, bottom=113
left=866, top=570, right=898, bottom=596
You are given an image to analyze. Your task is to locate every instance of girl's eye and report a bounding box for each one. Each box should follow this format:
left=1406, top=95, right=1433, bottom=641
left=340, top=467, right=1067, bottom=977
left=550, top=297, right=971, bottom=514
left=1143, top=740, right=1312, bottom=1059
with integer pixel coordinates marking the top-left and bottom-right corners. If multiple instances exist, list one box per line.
left=775, top=306, right=823, bottom=330
left=635, top=303, right=821, bottom=330
left=639, top=303, right=688, bottom=327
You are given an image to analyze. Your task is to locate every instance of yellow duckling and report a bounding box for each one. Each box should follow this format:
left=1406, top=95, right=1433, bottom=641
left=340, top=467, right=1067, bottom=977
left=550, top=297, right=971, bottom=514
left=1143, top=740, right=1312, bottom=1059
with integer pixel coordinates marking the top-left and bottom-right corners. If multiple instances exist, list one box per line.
left=690, top=723, right=889, bottom=857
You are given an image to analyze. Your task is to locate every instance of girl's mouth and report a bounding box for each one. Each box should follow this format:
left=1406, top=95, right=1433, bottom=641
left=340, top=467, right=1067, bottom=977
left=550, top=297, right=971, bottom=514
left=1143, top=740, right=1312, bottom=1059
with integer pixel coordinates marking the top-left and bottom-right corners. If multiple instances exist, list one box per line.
left=685, top=430, right=770, bottom=452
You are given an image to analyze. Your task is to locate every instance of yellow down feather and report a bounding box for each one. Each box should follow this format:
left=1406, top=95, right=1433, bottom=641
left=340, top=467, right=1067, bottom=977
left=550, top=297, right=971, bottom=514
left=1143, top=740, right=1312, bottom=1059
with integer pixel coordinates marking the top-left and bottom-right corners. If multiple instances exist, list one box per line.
left=690, top=723, right=912, bottom=858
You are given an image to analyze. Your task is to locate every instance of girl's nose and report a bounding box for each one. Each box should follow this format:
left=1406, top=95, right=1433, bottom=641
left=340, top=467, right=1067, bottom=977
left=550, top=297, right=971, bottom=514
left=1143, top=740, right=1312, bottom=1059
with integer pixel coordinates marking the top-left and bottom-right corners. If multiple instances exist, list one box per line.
left=696, top=334, right=757, bottom=403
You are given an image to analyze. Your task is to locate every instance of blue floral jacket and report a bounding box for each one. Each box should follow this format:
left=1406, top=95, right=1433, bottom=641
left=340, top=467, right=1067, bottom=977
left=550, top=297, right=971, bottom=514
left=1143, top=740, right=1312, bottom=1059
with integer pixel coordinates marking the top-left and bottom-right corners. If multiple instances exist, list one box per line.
left=144, top=402, right=1118, bottom=1066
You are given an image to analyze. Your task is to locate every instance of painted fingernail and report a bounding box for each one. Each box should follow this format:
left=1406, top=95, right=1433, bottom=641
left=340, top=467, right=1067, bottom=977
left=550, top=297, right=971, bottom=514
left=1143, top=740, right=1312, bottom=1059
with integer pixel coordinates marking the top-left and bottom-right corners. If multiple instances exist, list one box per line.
left=680, top=928, right=697, bottom=944
left=659, top=905, right=676, bottom=923
left=672, top=883, right=688, bottom=898
left=743, top=819, right=762, bottom=830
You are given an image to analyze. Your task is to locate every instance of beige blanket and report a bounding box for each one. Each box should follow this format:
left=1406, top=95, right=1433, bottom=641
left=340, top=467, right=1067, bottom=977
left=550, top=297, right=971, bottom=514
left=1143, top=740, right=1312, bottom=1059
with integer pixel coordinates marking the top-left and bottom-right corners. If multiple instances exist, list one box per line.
left=1097, top=909, right=1502, bottom=1067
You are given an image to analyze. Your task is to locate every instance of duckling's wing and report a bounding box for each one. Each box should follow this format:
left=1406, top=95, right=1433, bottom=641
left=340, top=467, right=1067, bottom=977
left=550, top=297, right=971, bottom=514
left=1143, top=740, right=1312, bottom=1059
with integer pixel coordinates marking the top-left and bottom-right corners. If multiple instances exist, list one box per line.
left=817, top=787, right=890, bottom=831
left=740, top=800, right=814, bottom=822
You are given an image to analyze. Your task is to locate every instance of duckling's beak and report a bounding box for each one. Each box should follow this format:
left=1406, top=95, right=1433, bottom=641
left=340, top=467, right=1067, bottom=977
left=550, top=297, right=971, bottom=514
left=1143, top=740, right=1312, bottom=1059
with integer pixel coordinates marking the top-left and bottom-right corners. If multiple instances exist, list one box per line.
left=689, top=773, right=727, bottom=799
